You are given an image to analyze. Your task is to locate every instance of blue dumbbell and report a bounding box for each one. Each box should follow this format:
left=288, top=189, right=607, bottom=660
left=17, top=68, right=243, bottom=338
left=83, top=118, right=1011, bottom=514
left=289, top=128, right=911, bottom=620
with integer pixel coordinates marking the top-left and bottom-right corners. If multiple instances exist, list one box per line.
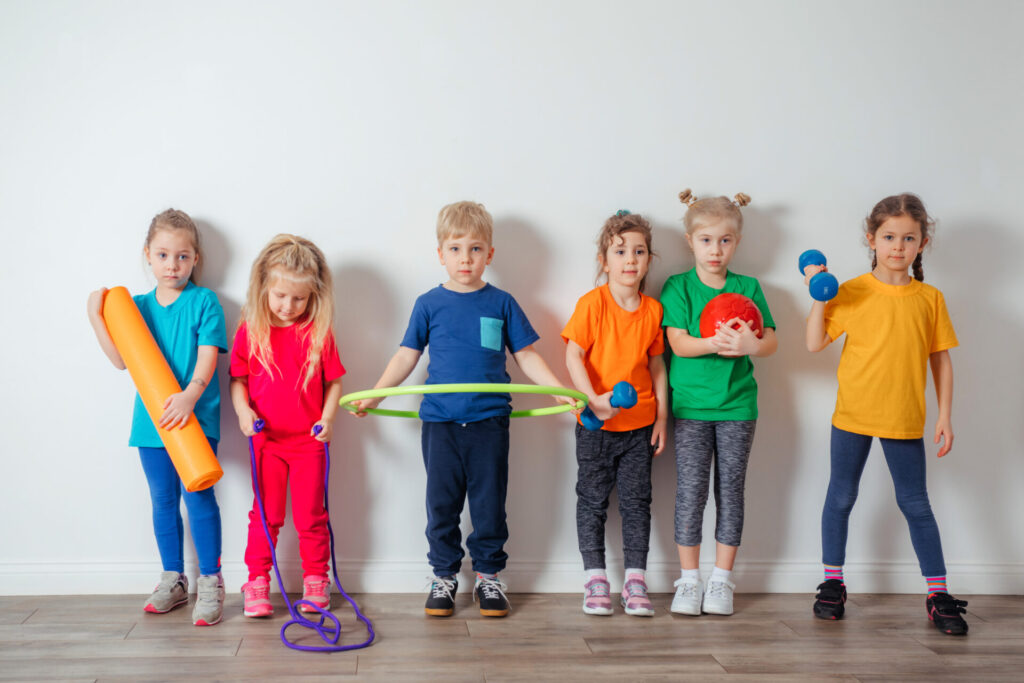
left=798, top=249, right=839, bottom=302
left=581, top=381, right=638, bottom=431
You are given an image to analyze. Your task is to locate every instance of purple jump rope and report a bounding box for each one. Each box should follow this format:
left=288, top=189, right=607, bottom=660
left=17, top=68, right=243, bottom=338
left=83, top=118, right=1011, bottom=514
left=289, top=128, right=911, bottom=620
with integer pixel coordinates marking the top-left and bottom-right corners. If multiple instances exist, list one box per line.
left=248, top=420, right=375, bottom=652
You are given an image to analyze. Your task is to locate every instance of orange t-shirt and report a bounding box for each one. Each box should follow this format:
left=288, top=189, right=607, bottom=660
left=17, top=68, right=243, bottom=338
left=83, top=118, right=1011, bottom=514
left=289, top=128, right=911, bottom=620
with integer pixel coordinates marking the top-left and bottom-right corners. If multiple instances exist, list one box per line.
left=561, top=284, right=664, bottom=431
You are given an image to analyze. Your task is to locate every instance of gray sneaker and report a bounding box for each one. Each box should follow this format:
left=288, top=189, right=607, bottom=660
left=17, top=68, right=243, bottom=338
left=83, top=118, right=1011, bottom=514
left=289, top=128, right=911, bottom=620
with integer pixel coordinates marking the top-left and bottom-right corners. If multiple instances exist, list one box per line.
left=144, top=571, right=188, bottom=614
left=193, top=573, right=225, bottom=626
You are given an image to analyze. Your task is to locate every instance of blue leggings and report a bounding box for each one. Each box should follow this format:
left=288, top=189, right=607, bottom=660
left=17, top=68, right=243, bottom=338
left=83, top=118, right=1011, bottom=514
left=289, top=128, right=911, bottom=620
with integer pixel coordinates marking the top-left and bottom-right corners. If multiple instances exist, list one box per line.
left=822, top=426, right=945, bottom=577
left=138, top=439, right=222, bottom=575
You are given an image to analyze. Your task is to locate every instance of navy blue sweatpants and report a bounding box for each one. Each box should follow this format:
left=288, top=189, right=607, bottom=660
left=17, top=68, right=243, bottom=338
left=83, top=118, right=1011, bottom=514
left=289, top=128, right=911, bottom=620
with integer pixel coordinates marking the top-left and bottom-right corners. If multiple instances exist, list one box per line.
left=421, top=416, right=510, bottom=577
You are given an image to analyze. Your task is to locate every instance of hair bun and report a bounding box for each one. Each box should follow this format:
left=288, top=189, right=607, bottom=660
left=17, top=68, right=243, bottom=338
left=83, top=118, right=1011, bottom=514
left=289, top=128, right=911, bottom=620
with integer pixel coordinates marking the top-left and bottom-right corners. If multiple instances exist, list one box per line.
left=733, top=193, right=751, bottom=207
left=679, top=189, right=697, bottom=206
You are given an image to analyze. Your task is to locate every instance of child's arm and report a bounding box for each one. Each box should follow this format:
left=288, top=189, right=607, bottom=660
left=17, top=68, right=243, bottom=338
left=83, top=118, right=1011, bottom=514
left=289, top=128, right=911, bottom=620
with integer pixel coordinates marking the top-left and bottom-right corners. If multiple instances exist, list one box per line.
left=805, top=300, right=831, bottom=352
left=565, top=340, right=616, bottom=420
left=231, top=376, right=260, bottom=436
left=87, top=289, right=126, bottom=370
left=350, top=346, right=423, bottom=416
left=930, top=349, right=954, bottom=457
left=159, top=345, right=218, bottom=429
left=513, top=344, right=577, bottom=408
left=649, top=353, right=669, bottom=456
left=665, top=327, right=719, bottom=358
left=313, top=378, right=344, bottom=441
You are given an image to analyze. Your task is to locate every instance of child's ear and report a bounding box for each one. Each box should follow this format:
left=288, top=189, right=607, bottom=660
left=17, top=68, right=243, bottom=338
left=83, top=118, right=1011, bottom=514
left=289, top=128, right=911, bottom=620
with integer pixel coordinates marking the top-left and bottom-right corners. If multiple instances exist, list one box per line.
left=486, top=246, right=494, bottom=264
left=437, top=246, right=444, bottom=265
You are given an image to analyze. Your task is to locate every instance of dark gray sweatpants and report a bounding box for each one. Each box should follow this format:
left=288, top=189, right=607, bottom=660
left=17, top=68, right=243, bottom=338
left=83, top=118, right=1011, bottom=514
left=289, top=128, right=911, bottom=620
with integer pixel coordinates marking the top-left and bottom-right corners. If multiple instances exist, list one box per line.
left=575, top=423, right=654, bottom=570
left=674, top=418, right=756, bottom=547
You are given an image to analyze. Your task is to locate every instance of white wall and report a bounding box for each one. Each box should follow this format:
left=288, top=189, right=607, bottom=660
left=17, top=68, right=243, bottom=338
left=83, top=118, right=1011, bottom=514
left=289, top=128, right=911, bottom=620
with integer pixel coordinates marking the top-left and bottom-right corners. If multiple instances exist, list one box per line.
left=2, top=0, right=1022, bottom=596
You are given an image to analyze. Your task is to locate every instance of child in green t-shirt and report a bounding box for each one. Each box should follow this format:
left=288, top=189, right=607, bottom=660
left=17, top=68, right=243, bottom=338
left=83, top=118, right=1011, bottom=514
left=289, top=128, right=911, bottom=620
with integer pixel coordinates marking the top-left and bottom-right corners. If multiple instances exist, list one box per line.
left=660, top=189, right=777, bottom=616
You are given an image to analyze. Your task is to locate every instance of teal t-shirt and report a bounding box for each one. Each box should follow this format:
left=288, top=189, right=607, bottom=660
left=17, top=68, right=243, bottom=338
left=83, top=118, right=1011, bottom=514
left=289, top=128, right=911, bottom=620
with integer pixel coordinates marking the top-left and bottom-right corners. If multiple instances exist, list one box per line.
left=660, top=269, right=775, bottom=420
left=128, top=283, right=228, bottom=447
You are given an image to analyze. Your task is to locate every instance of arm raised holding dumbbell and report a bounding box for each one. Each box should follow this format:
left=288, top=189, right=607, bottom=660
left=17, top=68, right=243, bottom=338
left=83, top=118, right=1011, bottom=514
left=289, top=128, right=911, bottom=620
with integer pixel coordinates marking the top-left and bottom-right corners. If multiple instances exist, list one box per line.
left=800, top=250, right=837, bottom=352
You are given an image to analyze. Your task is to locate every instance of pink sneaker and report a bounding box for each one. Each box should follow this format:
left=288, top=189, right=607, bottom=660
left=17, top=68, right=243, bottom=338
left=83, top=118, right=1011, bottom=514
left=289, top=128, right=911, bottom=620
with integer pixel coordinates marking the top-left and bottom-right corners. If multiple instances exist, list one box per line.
left=300, top=575, right=330, bottom=613
left=582, top=576, right=613, bottom=616
left=621, top=573, right=655, bottom=617
left=242, top=576, right=274, bottom=618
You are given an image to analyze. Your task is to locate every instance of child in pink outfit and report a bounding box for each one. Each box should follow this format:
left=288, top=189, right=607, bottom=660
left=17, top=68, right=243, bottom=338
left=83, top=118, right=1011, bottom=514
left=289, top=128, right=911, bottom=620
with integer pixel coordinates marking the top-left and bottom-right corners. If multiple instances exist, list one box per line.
left=230, top=235, right=345, bottom=618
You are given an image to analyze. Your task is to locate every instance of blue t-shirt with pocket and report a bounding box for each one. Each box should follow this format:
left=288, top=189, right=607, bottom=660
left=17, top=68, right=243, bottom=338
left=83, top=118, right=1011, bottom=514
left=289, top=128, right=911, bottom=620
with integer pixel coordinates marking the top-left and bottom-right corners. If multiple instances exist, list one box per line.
left=400, top=283, right=539, bottom=423
left=128, top=282, right=228, bottom=447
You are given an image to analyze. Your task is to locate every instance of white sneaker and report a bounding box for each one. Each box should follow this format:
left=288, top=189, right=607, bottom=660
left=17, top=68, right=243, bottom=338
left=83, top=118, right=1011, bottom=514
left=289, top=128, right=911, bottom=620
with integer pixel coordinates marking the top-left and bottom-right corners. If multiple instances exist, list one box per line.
left=670, top=577, right=703, bottom=615
left=702, top=578, right=735, bottom=615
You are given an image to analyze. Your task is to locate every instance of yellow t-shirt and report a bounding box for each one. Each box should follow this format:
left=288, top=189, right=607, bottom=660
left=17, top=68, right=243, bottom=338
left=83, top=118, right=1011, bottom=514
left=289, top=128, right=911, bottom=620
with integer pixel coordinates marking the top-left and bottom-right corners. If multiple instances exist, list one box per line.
left=561, top=284, right=664, bottom=432
left=825, top=273, right=958, bottom=439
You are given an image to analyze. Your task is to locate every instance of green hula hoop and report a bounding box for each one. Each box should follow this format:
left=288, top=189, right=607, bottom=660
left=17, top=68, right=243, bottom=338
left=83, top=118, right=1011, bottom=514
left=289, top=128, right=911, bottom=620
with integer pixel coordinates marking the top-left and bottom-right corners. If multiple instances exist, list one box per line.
left=339, top=383, right=587, bottom=419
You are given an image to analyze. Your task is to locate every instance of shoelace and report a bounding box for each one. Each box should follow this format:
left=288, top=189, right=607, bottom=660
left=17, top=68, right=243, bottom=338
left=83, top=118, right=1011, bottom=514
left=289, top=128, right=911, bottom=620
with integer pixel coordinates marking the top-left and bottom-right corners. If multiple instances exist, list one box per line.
left=429, top=577, right=457, bottom=600
left=624, top=580, right=649, bottom=598
left=476, top=577, right=509, bottom=603
left=706, top=581, right=730, bottom=599
left=674, top=580, right=699, bottom=598
left=246, top=581, right=270, bottom=600
left=585, top=580, right=610, bottom=598
left=305, top=579, right=329, bottom=598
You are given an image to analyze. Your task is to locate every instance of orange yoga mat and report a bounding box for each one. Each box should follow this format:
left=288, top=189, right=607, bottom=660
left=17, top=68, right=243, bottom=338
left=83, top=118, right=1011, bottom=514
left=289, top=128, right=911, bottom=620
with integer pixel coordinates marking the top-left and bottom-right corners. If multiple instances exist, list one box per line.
left=102, top=286, right=223, bottom=492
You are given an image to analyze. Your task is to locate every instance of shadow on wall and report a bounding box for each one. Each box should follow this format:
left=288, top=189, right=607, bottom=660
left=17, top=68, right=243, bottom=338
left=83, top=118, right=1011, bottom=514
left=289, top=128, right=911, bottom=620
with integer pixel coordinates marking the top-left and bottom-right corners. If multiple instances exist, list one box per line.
left=491, top=216, right=577, bottom=573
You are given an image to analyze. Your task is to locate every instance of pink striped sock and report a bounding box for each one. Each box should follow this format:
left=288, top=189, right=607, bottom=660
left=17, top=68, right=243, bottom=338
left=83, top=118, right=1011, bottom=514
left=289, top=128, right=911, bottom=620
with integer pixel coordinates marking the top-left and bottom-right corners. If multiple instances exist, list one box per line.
left=926, top=575, right=947, bottom=595
left=824, top=564, right=844, bottom=583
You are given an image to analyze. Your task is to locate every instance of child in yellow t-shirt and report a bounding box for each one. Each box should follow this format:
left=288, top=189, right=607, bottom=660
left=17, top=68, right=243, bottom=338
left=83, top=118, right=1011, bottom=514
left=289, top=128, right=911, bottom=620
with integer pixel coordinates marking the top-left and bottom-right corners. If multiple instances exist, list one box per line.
left=803, top=193, right=967, bottom=636
left=562, top=210, right=668, bottom=617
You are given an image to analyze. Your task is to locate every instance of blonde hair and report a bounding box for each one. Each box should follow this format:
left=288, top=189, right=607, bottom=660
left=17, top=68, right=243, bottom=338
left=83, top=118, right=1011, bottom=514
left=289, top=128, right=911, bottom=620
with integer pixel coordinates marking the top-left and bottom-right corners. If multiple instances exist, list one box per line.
left=679, top=189, right=751, bottom=234
left=239, top=234, right=335, bottom=392
left=146, top=209, right=202, bottom=283
left=596, top=211, right=656, bottom=293
left=436, top=201, right=493, bottom=245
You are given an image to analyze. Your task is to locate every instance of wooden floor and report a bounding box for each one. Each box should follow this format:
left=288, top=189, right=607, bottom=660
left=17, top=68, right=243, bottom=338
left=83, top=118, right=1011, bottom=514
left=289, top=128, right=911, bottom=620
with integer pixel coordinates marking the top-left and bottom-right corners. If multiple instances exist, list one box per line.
left=1, top=592, right=1021, bottom=682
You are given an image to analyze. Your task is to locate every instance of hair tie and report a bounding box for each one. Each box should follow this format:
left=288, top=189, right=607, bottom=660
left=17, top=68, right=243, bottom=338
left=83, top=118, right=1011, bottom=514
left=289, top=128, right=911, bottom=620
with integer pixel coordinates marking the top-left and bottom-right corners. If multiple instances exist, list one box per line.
left=616, top=209, right=631, bottom=217
left=678, top=189, right=697, bottom=207
left=732, top=193, right=751, bottom=207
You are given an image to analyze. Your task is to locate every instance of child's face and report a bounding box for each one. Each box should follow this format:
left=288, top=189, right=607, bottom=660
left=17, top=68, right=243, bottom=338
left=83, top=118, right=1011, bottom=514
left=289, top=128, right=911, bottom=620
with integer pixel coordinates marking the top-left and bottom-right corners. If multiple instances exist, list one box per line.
left=145, top=228, right=197, bottom=291
left=267, top=269, right=313, bottom=326
left=868, top=214, right=927, bottom=277
left=437, top=234, right=494, bottom=292
left=602, top=231, right=650, bottom=291
left=686, top=219, right=741, bottom=277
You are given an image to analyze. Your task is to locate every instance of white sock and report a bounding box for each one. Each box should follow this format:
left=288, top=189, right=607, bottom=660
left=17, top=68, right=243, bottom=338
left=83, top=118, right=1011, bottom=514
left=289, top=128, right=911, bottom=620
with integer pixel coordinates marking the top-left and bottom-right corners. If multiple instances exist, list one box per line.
left=586, top=568, right=607, bottom=579
left=710, top=566, right=733, bottom=583
left=625, top=567, right=645, bottom=579
left=680, top=568, right=700, bottom=582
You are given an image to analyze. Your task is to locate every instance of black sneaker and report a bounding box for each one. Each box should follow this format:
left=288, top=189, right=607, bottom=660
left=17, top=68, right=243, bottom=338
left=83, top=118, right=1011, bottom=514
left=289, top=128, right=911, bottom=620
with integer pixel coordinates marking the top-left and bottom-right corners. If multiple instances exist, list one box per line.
left=813, top=579, right=847, bottom=620
left=474, top=575, right=510, bottom=617
left=927, top=592, right=968, bottom=635
left=424, top=576, right=458, bottom=617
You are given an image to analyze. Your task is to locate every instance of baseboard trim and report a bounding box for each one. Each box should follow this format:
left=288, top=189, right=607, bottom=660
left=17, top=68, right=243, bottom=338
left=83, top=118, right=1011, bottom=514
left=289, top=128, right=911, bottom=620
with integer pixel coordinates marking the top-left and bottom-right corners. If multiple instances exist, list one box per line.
left=2, top=559, right=1021, bottom=595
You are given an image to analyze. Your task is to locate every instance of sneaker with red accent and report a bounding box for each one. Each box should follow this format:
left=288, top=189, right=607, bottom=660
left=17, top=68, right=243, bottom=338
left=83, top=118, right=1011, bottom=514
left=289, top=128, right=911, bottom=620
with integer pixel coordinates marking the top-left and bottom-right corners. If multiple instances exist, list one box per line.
left=192, top=573, right=225, bottom=626
left=242, top=576, right=274, bottom=618
left=927, top=592, right=968, bottom=635
left=582, top=576, right=613, bottom=616
left=144, top=571, right=189, bottom=614
left=620, top=573, right=655, bottom=617
left=300, top=575, right=330, bottom=613
left=813, top=579, right=847, bottom=620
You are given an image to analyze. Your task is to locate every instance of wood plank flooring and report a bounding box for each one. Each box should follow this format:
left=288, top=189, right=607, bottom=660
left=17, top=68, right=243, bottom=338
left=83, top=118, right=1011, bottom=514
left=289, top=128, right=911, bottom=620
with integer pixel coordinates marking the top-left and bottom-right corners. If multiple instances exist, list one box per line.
left=1, top=592, right=1021, bottom=681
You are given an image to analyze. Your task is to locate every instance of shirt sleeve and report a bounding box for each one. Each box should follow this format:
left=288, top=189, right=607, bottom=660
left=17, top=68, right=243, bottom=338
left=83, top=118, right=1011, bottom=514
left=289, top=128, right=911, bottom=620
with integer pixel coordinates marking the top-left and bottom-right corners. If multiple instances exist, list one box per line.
left=504, top=294, right=540, bottom=353
left=561, top=292, right=596, bottom=351
left=229, top=324, right=250, bottom=378
left=399, top=296, right=430, bottom=351
left=660, top=277, right=690, bottom=331
left=321, top=330, right=347, bottom=382
left=930, top=290, right=959, bottom=353
left=823, top=286, right=850, bottom=342
left=647, top=299, right=665, bottom=356
left=197, top=290, right=228, bottom=352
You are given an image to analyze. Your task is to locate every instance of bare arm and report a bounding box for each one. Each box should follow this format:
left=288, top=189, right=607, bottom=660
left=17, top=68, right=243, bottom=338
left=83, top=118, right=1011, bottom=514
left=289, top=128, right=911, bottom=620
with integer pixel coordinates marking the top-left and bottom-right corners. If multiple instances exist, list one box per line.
left=649, top=353, right=669, bottom=456
left=930, top=350, right=954, bottom=457
left=565, top=340, right=615, bottom=420
left=513, top=344, right=576, bottom=406
left=665, top=326, right=717, bottom=358
left=159, top=345, right=219, bottom=429
left=350, top=346, right=423, bottom=416
left=313, top=378, right=344, bottom=441
left=87, top=288, right=126, bottom=370
left=231, top=376, right=259, bottom=436
left=805, top=300, right=831, bottom=352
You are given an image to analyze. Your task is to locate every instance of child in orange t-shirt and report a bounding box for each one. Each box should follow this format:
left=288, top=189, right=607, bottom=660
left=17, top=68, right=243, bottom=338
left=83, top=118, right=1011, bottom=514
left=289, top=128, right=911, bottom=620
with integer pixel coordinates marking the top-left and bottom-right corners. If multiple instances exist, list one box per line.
left=562, top=210, right=668, bottom=617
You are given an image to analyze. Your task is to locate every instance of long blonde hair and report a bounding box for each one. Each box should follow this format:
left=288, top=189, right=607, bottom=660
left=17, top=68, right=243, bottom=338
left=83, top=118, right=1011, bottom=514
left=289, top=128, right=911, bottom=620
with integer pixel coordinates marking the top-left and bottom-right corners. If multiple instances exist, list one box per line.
left=240, top=234, right=334, bottom=391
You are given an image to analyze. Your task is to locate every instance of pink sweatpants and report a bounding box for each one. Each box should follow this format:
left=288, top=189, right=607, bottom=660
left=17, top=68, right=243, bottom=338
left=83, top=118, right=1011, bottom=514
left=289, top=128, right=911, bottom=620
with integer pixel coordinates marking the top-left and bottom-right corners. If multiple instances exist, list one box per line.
left=245, top=436, right=329, bottom=580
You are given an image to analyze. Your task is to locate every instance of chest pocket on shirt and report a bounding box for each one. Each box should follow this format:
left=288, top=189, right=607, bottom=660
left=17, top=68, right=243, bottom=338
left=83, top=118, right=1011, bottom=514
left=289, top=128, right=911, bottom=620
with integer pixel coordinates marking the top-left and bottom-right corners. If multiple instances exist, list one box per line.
left=480, top=317, right=504, bottom=351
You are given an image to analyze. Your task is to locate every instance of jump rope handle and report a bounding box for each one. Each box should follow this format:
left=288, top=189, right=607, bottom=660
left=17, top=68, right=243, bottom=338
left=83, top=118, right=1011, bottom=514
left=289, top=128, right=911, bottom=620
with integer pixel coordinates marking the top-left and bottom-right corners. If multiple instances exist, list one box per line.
left=253, top=419, right=265, bottom=434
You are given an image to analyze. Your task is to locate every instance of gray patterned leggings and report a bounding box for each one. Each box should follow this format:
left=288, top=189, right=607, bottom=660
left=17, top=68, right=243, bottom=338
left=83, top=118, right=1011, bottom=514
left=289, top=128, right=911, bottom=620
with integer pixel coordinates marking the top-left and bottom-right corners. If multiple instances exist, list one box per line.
left=674, top=419, right=756, bottom=547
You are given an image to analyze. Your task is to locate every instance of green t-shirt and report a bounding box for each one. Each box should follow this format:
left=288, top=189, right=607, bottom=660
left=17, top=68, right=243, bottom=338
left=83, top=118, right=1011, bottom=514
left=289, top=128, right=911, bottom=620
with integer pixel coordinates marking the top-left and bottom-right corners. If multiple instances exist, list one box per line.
left=660, top=269, right=775, bottom=420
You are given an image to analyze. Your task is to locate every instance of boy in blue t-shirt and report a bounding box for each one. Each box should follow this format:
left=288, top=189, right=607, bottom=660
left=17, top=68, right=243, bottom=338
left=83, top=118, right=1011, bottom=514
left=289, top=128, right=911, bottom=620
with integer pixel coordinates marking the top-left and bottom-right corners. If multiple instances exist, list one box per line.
left=353, top=201, right=573, bottom=618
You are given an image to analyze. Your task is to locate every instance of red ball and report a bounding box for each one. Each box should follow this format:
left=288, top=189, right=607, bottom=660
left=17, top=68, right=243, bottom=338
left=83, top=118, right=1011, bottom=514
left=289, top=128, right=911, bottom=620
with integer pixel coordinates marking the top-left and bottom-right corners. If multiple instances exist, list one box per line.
left=699, top=293, right=764, bottom=339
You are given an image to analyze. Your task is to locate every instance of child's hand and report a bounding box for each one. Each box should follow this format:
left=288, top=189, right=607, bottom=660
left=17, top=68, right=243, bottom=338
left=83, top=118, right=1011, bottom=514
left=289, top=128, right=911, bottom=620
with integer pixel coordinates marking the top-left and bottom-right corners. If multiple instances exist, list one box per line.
left=87, top=288, right=107, bottom=319
left=803, top=264, right=827, bottom=285
left=934, top=417, right=954, bottom=457
left=350, top=397, right=383, bottom=418
left=237, top=407, right=260, bottom=436
left=160, top=392, right=198, bottom=430
left=651, top=417, right=667, bottom=457
left=714, top=318, right=760, bottom=357
left=588, top=392, right=620, bottom=422
left=312, top=419, right=332, bottom=442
